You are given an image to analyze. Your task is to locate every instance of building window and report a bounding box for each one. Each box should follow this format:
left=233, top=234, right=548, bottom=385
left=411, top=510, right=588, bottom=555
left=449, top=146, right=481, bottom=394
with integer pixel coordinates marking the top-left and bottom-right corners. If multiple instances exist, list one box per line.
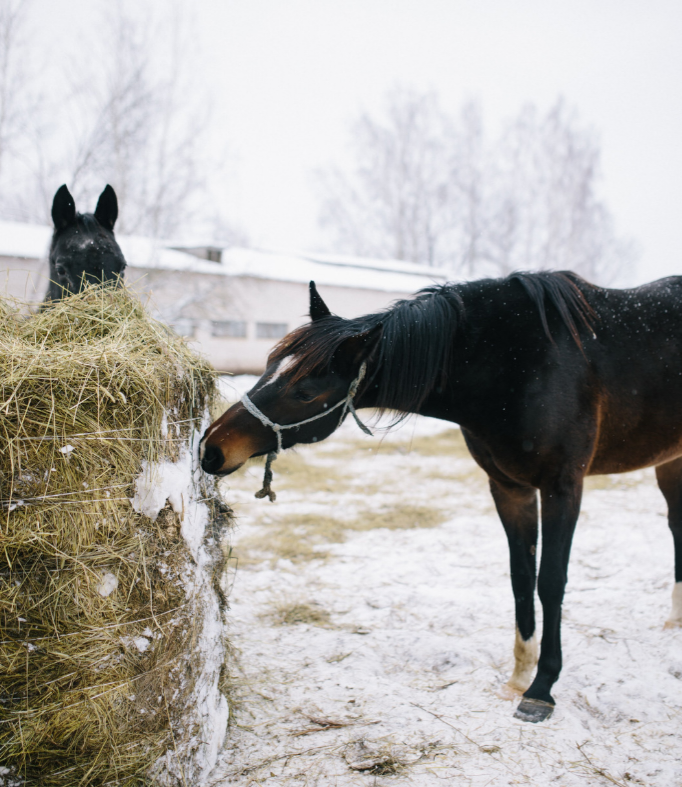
left=206, top=248, right=222, bottom=263
left=171, top=318, right=195, bottom=338
left=256, top=322, right=288, bottom=339
left=211, top=320, right=247, bottom=338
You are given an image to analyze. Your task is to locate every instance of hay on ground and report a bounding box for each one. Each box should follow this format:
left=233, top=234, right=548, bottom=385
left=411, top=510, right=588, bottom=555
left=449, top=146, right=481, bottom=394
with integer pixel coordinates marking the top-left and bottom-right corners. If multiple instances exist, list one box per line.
left=0, top=287, right=233, bottom=786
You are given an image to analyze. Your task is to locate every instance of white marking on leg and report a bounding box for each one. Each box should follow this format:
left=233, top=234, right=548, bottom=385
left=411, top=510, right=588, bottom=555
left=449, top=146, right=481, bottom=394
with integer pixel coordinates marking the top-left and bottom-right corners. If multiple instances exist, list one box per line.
left=506, top=627, right=538, bottom=692
left=665, top=582, right=682, bottom=628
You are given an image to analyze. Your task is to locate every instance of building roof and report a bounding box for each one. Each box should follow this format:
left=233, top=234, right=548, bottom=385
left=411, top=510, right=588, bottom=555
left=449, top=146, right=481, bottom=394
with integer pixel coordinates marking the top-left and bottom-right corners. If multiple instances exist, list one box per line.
left=0, top=220, right=52, bottom=259
left=0, top=219, right=449, bottom=294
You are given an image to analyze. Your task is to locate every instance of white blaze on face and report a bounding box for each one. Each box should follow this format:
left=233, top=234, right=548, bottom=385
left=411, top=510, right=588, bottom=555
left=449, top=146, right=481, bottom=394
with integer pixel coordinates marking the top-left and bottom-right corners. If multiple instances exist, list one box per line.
left=665, top=582, right=682, bottom=628
left=506, top=627, right=538, bottom=692
left=199, top=355, right=301, bottom=457
left=257, top=354, right=300, bottom=391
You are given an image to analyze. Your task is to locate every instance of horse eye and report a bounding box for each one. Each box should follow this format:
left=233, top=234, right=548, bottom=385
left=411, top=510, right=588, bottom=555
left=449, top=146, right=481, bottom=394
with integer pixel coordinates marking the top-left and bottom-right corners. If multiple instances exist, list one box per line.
left=294, top=389, right=316, bottom=402
left=55, top=262, right=66, bottom=277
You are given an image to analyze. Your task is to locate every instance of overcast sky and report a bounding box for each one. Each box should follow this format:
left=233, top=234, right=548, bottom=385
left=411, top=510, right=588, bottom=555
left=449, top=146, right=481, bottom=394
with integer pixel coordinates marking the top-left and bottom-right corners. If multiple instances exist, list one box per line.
left=35, top=0, right=682, bottom=284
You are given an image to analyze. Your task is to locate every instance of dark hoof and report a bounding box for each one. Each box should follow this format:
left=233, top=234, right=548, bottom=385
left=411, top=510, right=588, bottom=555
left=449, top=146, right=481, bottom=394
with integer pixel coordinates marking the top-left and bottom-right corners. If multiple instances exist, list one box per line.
left=514, top=698, right=554, bottom=723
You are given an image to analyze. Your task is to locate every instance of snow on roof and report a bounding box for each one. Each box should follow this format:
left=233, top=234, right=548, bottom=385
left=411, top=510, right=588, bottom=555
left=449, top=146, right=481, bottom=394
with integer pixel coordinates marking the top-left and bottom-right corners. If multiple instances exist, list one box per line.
left=300, top=250, right=446, bottom=277
left=219, top=248, right=447, bottom=293
left=0, top=220, right=52, bottom=259
left=118, top=236, right=448, bottom=292
left=0, top=220, right=448, bottom=294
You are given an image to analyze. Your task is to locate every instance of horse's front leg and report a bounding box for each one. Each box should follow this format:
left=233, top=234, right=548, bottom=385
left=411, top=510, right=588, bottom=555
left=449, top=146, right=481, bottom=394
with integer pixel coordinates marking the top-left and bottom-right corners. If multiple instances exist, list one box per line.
left=515, top=475, right=583, bottom=722
left=489, top=478, right=539, bottom=695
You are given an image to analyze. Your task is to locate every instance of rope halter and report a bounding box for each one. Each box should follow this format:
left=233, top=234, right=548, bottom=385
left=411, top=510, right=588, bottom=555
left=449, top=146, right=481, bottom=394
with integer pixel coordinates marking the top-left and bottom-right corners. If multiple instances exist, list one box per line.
left=240, top=361, right=373, bottom=501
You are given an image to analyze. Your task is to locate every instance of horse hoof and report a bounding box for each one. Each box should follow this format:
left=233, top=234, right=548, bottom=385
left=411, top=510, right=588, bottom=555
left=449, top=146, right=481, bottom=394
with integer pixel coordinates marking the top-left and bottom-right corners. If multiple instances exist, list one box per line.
left=663, top=618, right=682, bottom=629
left=514, top=698, right=554, bottom=723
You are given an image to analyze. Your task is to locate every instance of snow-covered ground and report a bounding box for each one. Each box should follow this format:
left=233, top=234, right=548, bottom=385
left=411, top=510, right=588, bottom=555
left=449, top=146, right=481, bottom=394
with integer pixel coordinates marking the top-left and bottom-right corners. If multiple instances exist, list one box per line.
left=209, top=377, right=682, bottom=786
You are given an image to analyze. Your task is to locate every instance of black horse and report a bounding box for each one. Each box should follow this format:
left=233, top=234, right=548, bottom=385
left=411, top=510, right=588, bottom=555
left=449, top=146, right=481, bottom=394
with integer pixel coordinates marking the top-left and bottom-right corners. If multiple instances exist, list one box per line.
left=200, top=272, right=682, bottom=722
left=44, top=184, right=126, bottom=302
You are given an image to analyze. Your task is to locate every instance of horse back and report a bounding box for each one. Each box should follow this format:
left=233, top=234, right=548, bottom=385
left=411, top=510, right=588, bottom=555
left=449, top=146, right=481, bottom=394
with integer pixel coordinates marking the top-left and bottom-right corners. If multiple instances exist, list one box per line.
left=442, top=274, right=682, bottom=482
left=583, top=276, right=682, bottom=473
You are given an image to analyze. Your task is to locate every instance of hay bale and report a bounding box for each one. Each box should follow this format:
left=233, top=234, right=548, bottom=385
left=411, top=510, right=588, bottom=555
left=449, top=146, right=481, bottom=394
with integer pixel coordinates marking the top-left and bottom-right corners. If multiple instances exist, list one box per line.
left=0, top=288, right=233, bottom=786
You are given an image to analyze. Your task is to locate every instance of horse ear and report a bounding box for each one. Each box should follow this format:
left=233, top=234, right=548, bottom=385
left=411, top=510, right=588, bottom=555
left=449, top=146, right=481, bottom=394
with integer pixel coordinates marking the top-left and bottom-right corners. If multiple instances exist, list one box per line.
left=309, top=281, right=332, bottom=321
left=94, top=185, right=118, bottom=231
left=334, top=323, right=383, bottom=375
left=51, top=185, right=76, bottom=230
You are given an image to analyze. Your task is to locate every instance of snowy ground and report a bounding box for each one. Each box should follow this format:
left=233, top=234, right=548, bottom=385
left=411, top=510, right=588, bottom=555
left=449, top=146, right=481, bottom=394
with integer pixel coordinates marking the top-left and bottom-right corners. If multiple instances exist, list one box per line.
left=208, top=377, right=682, bottom=787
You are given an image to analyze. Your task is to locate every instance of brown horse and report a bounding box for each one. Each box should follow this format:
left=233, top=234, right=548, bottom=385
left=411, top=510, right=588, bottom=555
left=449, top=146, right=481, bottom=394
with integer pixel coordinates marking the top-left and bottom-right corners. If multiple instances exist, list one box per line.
left=200, top=272, right=682, bottom=722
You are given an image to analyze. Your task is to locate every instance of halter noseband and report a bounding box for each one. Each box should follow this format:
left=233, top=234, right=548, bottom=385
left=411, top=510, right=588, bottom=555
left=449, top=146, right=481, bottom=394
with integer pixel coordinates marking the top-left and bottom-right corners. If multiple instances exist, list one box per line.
left=240, top=361, right=373, bottom=501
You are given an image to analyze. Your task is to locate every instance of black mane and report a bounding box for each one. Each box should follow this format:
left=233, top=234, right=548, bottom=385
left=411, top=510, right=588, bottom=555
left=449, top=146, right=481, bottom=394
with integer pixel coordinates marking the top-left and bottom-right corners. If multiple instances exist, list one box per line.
left=271, top=270, right=596, bottom=415
left=507, top=270, right=596, bottom=347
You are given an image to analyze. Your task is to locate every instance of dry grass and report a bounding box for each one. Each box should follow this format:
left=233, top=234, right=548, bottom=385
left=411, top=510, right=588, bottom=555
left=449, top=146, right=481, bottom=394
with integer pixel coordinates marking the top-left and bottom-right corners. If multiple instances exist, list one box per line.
left=223, top=416, right=477, bottom=569
left=384, top=427, right=472, bottom=458
left=252, top=450, right=344, bottom=493
left=344, top=740, right=408, bottom=774
left=584, top=472, right=651, bottom=491
left=269, top=602, right=332, bottom=628
left=318, top=429, right=488, bottom=491
left=223, top=422, right=484, bottom=506
left=236, top=505, right=445, bottom=565
left=0, top=287, right=229, bottom=786
left=317, top=423, right=470, bottom=460
left=348, top=505, right=445, bottom=531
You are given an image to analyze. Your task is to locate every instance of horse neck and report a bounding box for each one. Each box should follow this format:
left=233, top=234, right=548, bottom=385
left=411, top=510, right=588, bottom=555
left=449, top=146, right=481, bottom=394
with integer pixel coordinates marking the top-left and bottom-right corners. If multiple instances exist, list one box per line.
left=350, top=282, right=505, bottom=422
left=354, top=358, right=383, bottom=410
left=355, top=353, right=461, bottom=422
left=353, top=334, right=460, bottom=420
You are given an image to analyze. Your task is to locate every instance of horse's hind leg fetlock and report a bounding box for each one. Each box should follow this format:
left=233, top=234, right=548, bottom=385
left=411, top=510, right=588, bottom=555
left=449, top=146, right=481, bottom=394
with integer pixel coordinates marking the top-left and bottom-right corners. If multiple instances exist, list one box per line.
left=666, top=582, right=682, bottom=628
left=508, top=627, right=538, bottom=693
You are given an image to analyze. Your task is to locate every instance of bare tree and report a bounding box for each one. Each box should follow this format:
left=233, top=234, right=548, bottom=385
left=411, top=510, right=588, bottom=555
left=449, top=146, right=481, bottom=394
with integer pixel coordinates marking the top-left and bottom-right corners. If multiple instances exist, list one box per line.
left=0, top=0, right=244, bottom=244
left=63, top=1, right=214, bottom=239
left=317, top=90, right=636, bottom=284
left=0, top=0, right=49, bottom=218
left=318, top=88, right=459, bottom=266
left=0, top=0, right=28, bottom=177
left=487, top=100, right=638, bottom=282
left=0, top=0, right=60, bottom=225
left=444, top=100, right=489, bottom=276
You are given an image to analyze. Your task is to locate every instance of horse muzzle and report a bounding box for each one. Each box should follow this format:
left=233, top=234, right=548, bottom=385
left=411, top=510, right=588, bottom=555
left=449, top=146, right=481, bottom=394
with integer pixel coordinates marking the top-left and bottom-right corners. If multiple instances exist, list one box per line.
left=200, top=439, right=253, bottom=476
left=199, top=415, right=265, bottom=475
left=200, top=443, right=233, bottom=475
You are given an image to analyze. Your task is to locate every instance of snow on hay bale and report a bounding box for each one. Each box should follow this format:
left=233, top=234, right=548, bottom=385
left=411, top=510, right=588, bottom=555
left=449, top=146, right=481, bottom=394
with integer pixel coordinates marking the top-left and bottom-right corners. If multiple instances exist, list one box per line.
left=0, top=288, right=233, bottom=786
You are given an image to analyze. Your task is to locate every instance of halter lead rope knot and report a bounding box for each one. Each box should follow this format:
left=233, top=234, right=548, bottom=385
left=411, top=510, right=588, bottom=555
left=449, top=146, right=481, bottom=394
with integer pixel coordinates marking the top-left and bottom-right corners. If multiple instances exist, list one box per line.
left=241, top=362, right=372, bottom=501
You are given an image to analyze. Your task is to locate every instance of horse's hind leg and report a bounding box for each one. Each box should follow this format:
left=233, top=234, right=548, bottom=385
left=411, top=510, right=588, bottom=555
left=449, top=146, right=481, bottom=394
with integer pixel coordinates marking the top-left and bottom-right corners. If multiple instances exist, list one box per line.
left=655, top=458, right=682, bottom=627
left=489, top=478, right=539, bottom=694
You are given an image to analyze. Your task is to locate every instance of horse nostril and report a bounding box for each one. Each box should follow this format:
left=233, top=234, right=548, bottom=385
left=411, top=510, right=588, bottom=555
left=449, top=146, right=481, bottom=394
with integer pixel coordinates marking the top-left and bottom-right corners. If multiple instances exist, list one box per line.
left=201, top=443, right=225, bottom=474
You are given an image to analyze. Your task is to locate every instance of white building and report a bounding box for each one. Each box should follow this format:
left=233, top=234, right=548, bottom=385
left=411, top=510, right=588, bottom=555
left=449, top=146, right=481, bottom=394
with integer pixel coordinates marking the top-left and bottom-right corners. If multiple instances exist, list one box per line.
left=0, top=220, right=447, bottom=373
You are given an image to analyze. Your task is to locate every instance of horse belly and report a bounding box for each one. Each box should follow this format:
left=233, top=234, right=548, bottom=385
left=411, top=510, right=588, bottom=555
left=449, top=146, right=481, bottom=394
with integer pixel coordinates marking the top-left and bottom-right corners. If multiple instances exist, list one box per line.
left=588, top=410, right=682, bottom=475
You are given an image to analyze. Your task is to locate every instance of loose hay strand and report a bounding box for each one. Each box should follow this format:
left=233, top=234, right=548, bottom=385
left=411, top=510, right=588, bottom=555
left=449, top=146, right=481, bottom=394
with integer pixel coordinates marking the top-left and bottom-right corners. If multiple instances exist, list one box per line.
left=0, top=286, right=228, bottom=785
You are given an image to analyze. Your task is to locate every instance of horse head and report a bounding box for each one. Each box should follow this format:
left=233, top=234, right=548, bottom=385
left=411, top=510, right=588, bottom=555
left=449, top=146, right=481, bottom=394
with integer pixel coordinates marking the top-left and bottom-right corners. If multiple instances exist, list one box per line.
left=200, top=282, right=382, bottom=477
left=45, top=185, right=126, bottom=301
